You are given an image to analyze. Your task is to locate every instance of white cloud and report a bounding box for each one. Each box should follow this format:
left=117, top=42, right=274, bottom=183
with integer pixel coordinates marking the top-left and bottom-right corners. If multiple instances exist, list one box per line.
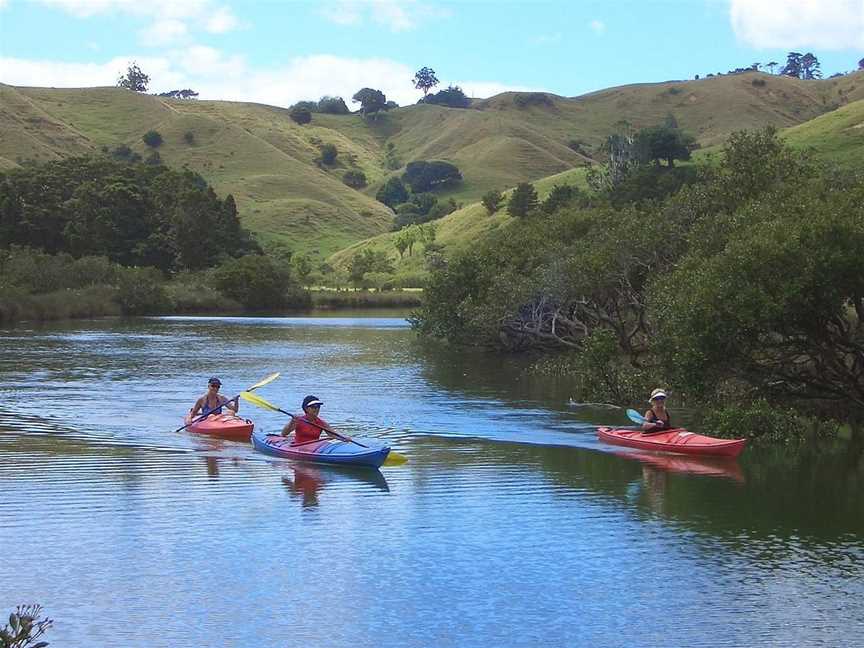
left=206, top=6, right=240, bottom=34
left=0, top=51, right=532, bottom=106
left=0, top=0, right=8, bottom=10
left=35, top=0, right=240, bottom=44
left=320, top=0, right=451, bottom=32
left=139, top=18, right=189, bottom=46
left=730, top=0, right=864, bottom=49
left=589, top=19, right=606, bottom=35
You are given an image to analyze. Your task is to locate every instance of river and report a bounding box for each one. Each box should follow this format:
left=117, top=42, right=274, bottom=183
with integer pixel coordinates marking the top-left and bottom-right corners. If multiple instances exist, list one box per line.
left=1, top=314, right=862, bottom=647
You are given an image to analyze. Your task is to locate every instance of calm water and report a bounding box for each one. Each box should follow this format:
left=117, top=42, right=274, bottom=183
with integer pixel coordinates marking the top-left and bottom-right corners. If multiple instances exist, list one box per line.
left=1, top=314, right=862, bottom=647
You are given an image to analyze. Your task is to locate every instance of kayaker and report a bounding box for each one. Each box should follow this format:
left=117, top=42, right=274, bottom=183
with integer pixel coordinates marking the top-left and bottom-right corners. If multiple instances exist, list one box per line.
left=642, top=388, right=671, bottom=432
left=282, top=395, right=341, bottom=444
left=190, top=376, right=238, bottom=418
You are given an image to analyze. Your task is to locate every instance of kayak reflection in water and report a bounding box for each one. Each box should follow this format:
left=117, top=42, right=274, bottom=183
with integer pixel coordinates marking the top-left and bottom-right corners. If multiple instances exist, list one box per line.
left=281, top=395, right=341, bottom=445
left=643, top=388, right=671, bottom=433
left=191, top=376, right=238, bottom=417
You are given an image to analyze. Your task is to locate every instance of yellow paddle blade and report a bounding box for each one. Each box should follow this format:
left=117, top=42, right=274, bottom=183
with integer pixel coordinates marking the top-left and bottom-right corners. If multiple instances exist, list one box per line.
left=384, top=451, right=408, bottom=466
left=248, top=372, right=280, bottom=392
left=240, top=391, right=281, bottom=412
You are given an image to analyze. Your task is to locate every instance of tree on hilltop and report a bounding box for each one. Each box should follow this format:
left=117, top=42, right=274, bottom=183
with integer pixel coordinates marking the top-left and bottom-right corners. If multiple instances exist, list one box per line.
left=859, top=57, right=864, bottom=70
left=507, top=183, right=538, bottom=218
left=352, top=88, right=388, bottom=119
left=423, top=85, right=470, bottom=108
left=117, top=62, right=150, bottom=92
left=780, top=52, right=803, bottom=78
left=766, top=61, right=778, bottom=74
left=318, top=96, right=350, bottom=114
left=413, top=67, right=440, bottom=96
left=800, top=53, right=822, bottom=79
left=289, top=106, right=312, bottom=125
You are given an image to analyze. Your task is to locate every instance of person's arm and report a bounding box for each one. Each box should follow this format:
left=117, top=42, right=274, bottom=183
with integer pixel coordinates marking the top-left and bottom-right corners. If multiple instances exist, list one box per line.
left=281, top=417, right=297, bottom=437
left=642, top=410, right=662, bottom=432
left=221, top=395, right=239, bottom=415
left=191, top=396, right=204, bottom=417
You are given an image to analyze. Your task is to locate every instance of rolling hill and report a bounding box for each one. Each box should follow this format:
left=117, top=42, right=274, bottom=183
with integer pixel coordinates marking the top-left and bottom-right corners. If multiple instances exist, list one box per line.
left=1, top=70, right=862, bottom=262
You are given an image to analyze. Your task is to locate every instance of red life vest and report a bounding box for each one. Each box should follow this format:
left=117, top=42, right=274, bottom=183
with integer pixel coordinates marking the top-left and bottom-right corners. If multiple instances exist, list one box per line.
left=293, top=416, right=329, bottom=444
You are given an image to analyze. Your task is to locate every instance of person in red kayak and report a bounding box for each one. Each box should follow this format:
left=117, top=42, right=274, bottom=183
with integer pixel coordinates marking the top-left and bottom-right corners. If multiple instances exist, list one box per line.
left=190, top=376, right=238, bottom=418
left=642, top=388, right=671, bottom=433
left=281, top=395, right=343, bottom=444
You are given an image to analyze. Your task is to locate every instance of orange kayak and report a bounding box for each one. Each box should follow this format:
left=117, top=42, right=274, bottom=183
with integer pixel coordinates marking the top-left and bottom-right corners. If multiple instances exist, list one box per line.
left=597, top=427, right=746, bottom=458
left=183, top=413, right=254, bottom=441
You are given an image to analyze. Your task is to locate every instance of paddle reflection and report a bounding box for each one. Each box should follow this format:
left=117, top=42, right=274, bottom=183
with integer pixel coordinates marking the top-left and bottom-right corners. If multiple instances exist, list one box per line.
left=281, top=463, right=390, bottom=509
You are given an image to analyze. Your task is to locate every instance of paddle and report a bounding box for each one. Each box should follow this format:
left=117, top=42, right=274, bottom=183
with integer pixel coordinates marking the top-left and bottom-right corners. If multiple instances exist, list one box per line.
left=240, top=391, right=408, bottom=465
left=175, top=372, right=281, bottom=433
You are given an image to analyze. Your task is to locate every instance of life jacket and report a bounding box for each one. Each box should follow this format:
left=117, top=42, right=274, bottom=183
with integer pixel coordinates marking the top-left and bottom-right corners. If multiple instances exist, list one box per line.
left=293, top=416, right=330, bottom=444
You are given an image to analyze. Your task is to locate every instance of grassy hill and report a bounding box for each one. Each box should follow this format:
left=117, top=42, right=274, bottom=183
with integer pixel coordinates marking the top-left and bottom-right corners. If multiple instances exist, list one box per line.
left=2, top=71, right=863, bottom=261
left=783, top=97, right=864, bottom=167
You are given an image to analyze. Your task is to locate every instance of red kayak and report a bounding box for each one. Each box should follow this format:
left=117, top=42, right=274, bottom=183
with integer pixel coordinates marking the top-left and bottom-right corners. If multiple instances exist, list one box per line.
left=597, top=427, right=747, bottom=458
left=183, top=413, right=254, bottom=441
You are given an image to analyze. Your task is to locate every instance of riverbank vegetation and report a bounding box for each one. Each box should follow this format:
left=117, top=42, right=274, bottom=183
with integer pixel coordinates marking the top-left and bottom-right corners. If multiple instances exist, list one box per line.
left=412, top=128, right=864, bottom=443
left=0, top=156, right=310, bottom=322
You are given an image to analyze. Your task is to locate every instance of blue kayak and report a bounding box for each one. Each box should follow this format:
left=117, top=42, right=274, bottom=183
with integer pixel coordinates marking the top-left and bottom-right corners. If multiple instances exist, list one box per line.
left=251, top=431, right=391, bottom=468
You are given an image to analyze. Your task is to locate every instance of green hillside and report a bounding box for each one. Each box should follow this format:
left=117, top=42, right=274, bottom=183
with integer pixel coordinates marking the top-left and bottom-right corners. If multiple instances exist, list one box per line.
left=2, top=71, right=862, bottom=261
left=783, top=97, right=864, bottom=167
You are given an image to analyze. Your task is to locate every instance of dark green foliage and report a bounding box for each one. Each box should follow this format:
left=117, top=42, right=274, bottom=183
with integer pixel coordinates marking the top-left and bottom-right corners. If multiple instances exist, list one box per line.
left=289, top=106, right=312, bottom=125
left=375, top=176, right=408, bottom=209
left=423, top=85, right=470, bottom=108
left=184, top=131, right=195, bottom=144
left=117, top=61, right=149, bottom=92
left=513, top=92, right=554, bottom=108
left=352, top=88, right=388, bottom=118
left=481, top=189, right=503, bottom=215
left=319, top=143, right=338, bottom=166
left=144, top=151, right=162, bottom=166
left=751, top=78, right=766, bottom=87
left=607, top=165, right=698, bottom=207
left=507, top=182, right=538, bottom=218
left=342, top=170, right=367, bottom=188
left=108, top=145, right=141, bottom=163
left=318, top=96, right=350, bottom=114
left=291, top=100, right=318, bottom=112
left=413, top=67, right=440, bottom=96
left=0, top=156, right=258, bottom=271
left=212, top=254, right=305, bottom=310
left=540, top=184, right=585, bottom=214
left=402, top=160, right=462, bottom=193
left=158, top=89, right=199, bottom=99
left=116, top=266, right=169, bottom=315
left=383, top=142, right=401, bottom=170
left=634, top=125, right=696, bottom=167
left=142, top=130, right=163, bottom=148
left=348, top=248, right=394, bottom=287
left=780, top=52, right=821, bottom=79
left=698, top=399, right=841, bottom=444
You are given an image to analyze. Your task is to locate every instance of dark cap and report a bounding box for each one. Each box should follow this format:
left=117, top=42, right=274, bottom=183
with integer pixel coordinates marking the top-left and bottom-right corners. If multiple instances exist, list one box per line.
left=208, top=376, right=222, bottom=386
left=302, top=395, right=323, bottom=409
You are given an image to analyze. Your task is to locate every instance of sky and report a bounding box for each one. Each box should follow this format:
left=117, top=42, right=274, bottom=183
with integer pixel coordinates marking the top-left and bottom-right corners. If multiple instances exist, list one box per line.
left=0, top=0, right=862, bottom=108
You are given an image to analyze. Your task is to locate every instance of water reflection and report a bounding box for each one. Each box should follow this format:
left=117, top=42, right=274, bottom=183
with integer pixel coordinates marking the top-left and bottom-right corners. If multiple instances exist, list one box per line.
left=280, top=463, right=390, bottom=509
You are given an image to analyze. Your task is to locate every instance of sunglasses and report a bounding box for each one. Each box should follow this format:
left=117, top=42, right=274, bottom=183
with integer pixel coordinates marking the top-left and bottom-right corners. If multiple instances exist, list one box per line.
left=653, top=396, right=666, bottom=400
left=208, top=383, right=221, bottom=388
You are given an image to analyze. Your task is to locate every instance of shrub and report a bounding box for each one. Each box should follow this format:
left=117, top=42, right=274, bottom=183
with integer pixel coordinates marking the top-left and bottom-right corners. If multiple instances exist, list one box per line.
left=699, top=399, right=842, bottom=445
left=507, top=182, right=538, bottom=218
left=423, top=85, right=471, bottom=108
left=751, top=78, right=767, bottom=87
left=320, top=143, right=338, bottom=165
left=145, top=150, right=162, bottom=166
left=116, top=266, right=170, bottom=315
left=184, top=131, right=195, bottom=144
left=142, top=130, right=163, bottom=147
left=289, top=106, right=312, bottom=125
left=342, top=170, right=367, bottom=188
left=318, top=96, right=350, bottom=114
left=513, top=92, right=554, bottom=108
left=212, top=254, right=306, bottom=310
left=375, top=176, right=409, bottom=209
left=482, top=190, right=503, bottom=215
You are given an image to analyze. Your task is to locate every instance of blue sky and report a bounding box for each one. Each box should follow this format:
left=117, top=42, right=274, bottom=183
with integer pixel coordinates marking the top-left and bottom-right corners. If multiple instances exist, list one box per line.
left=1, top=0, right=862, bottom=108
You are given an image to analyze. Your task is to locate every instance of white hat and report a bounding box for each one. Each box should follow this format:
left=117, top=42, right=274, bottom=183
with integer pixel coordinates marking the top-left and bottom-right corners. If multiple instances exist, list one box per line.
left=649, top=388, right=667, bottom=402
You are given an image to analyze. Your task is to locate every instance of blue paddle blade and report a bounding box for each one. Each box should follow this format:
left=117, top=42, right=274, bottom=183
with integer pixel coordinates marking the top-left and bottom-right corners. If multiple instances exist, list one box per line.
left=626, top=408, right=646, bottom=424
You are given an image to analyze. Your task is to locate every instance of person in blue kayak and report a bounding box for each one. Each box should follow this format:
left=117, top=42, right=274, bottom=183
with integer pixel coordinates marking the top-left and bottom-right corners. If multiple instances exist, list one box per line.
left=191, top=376, right=238, bottom=417
left=281, top=395, right=341, bottom=444
left=642, top=388, right=671, bottom=432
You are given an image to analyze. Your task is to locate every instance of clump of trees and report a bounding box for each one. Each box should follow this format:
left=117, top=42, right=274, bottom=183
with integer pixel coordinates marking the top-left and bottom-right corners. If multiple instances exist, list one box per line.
left=159, top=89, right=199, bottom=99
left=142, top=130, right=163, bottom=147
left=513, top=93, right=554, bottom=108
left=375, top=160, right=463, bottom=229
left=781, top=51, right=822, bottom=79
left=343, top=170, right=367, bottom=188
left=289, top=106, right=312, bottom=125
left=352, top=88, right=390, bottom=119
left=412, top=127, right=864, bottom=439
left=0, top=156, right=258, bottom=271
left=482, top=190, right=503, bottom=215
left=422, top=85, right=470, bottom=108
left=289, top=96, right=351, bottom=115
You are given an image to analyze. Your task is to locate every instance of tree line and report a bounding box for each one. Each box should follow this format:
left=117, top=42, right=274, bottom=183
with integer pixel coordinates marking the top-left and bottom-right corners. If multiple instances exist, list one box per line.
left=412, top=128, right=864, bottom=440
